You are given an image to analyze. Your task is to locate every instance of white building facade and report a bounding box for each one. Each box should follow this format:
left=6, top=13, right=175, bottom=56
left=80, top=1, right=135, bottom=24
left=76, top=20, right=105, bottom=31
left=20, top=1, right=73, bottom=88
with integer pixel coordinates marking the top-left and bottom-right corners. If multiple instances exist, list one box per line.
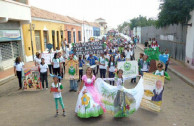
left=185, top=10, right=194, bottom=69
left=0, top=0, right=31, bottom=71
left=82, top=21, right=93, bottom=42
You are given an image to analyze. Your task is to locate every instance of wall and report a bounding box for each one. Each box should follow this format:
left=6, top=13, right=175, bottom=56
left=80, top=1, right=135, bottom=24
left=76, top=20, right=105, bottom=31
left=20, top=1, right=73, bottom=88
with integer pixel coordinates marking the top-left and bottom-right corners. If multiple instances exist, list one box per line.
left=82, top=24, right=93, bottom=42
left=0, top=0, right=31, bottom=22
left=22, top=20, right=65, bottom=61
left=185, top=10, right=194, bottom=69
left=133, top=27, right=142, bottom=43
left=141, top=24, right=187, bottom=61
left=64, top=24, right=82, bottom=43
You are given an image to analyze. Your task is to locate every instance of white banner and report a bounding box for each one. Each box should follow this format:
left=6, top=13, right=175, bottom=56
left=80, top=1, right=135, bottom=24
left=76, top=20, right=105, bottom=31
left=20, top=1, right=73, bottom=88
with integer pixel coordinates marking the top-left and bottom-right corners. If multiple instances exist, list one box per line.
left=117, top=61, right=138, bottom=78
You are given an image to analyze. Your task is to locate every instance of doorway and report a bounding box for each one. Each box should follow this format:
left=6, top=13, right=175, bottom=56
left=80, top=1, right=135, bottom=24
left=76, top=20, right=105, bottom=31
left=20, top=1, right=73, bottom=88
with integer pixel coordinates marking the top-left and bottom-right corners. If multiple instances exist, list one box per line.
left=52, top=30, right=55, bottom=51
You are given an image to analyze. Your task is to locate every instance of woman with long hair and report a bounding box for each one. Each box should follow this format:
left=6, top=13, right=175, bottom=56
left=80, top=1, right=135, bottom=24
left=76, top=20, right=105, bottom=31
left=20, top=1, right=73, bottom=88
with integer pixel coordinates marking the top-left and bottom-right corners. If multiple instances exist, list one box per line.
left=39, top=58, right=49, bottom=89
left=107, top=56, right=116, bottom=85
left=52, top=53, right=61, bottom=81
left=14, top=57, right=24, bottom=90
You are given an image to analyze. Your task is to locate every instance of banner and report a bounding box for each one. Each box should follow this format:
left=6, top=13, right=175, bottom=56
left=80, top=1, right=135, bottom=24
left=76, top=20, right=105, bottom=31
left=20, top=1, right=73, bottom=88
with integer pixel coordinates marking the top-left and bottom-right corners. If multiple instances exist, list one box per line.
left=41, top=53, right=54, bottom=64
left=65, top=60, right=79, bottom=80
left=117, top=61, right=138, bottom=78
left=141, top=73, right=165, bottom=112
left=73, top=41, right=104, bottom=55
left=23, top=67, right=42, bottom=91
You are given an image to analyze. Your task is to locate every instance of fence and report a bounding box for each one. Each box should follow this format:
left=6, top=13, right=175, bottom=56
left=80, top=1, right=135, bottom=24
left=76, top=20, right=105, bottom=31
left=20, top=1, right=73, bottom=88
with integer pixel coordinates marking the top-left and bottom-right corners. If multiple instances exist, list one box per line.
left=141, top=24, right=187, bottom=61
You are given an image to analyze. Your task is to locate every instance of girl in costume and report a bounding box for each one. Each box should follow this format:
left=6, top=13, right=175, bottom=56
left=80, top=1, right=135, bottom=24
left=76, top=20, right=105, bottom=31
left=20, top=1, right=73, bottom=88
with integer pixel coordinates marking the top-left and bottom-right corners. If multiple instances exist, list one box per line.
left=75, top=67, right=105, bottom=118
left=95, top=69, right=144, bottom=117
left=50, top=75, right=66, bottom=117
left=154, top=63, right=170, bottom=80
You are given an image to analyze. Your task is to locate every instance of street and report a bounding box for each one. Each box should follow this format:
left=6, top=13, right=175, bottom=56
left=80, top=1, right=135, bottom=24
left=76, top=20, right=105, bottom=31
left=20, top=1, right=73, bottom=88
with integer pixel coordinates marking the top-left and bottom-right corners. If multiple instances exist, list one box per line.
left=0, top=47, right=193, bottom=126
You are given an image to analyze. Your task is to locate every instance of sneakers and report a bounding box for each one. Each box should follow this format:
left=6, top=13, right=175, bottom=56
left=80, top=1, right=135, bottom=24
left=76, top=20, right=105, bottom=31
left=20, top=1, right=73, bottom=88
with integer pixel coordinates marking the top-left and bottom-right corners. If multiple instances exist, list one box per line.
left=63, top=111, right=66, bottom=116
left=55, top=112, right=58, bottom=117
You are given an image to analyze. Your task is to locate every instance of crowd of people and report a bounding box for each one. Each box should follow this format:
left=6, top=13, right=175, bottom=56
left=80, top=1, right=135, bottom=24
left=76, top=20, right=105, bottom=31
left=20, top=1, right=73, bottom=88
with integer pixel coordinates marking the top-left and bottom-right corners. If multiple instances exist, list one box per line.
left=13, top=34, right=170, bottom=118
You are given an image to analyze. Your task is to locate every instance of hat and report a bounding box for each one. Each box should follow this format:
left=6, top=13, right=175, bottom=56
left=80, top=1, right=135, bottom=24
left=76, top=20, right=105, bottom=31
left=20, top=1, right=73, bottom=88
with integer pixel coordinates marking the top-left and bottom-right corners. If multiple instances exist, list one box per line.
left=50, top=74, right=62, bottom=79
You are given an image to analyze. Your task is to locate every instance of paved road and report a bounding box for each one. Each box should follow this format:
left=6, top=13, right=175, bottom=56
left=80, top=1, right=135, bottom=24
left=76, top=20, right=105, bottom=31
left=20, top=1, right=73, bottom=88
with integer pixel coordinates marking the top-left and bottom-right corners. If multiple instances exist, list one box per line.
left=0, top=47, right=194, bottom=126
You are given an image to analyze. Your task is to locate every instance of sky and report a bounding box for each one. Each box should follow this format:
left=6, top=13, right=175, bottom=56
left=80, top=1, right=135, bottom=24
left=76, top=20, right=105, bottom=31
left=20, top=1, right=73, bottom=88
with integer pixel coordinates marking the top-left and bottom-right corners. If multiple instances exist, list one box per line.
left=29, top=0, right=161, bottom=28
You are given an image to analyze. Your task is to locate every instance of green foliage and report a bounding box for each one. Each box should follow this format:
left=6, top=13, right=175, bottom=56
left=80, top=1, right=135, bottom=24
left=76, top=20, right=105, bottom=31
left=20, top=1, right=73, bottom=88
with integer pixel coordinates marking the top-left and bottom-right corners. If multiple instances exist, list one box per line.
left=117, top=21, right=130, bottom=33
left=130, top=15, right=156, bottom=30
left=157, top=0, right=194, bottom=27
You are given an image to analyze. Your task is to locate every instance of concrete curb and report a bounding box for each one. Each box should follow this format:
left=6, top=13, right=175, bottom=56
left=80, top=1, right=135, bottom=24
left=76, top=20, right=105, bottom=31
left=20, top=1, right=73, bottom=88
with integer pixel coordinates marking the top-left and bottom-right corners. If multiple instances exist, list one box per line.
left=136, top=45, right=194, bottom=87
left=0, top=75, right=16, bottom=86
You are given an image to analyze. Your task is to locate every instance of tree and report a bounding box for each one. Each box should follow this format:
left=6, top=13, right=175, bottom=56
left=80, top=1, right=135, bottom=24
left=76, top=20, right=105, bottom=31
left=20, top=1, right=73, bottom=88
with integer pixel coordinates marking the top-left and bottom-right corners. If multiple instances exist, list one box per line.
left=156, top=0, right=194, bottom=27
left=130, top=15, right=156, bottom=29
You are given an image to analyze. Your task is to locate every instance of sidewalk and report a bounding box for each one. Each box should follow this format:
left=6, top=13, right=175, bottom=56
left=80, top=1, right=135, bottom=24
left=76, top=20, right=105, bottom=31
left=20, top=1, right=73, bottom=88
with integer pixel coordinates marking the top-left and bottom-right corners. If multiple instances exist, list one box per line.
left=0, top=61, right=35, bottom=85
left=137, top=43, right=194, bottom=87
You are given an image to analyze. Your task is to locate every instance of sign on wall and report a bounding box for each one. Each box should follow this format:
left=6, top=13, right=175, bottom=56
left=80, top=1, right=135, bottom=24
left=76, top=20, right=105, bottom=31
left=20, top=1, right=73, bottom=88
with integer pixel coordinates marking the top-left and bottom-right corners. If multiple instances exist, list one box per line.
left=117, top=61, right=138, bottom=78
left=73, top=41, right=104, bottom=55
left=0, top=30, right=21, bottom=42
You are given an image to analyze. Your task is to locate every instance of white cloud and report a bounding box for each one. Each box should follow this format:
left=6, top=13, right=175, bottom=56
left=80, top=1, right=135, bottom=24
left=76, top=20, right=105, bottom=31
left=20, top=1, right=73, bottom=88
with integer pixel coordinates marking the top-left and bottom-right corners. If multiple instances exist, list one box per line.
left=29, top=0, right=160, bottom=28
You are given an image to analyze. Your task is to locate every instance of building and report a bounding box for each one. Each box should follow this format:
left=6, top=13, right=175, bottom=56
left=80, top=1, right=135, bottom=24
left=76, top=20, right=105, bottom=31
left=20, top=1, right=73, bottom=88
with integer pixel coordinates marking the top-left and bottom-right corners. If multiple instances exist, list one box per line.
left=89, top=22, right=100, bottom=37
left=133, top=27, right=142, bottom=43
left=95, top=18, right=107, bottom=36
left=0, top=0, right=31, bottom=71
left=82, top=21, right=93, bottom=42
left=185, top=10, right=194, bottom=69
left=22, top=7, right=82, bottom=62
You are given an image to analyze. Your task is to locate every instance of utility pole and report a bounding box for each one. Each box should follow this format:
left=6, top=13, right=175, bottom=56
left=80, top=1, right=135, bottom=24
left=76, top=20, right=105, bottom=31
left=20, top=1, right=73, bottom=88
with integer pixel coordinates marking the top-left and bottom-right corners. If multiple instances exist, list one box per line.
left=29, top=23, right=35, bottom=61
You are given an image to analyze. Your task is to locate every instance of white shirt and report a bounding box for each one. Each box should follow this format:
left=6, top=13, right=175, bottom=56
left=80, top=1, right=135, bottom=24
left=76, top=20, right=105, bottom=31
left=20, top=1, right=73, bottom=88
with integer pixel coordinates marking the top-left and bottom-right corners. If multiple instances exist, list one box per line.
left=65, top=48, right=69, bottom=58
left=52, top=58, right=60, bottom=68
left=99, top=57, right=106, bottom=69
left=39, top=63, right=48, bottom=73
left=51, top=83, right=62, bottom=98
left=109, top=62, right=115, bottom=72
left=35, top=58, right=41, bottom=66
left=125, top=50, right=131, bottom=59
left=141, top=61, right=149, bottom=71
left=59, top=56, right=65, bottom=63
left=155, top=70, right=164, bottom=76
left=14, top=62, right=24, bottom=71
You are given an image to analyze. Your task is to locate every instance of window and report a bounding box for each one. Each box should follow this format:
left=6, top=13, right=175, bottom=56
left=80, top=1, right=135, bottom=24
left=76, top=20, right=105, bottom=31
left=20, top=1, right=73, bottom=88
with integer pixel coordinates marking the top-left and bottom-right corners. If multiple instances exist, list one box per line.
left=57, top=31, right=59, bottom=48
left=78, top=31, right=81, bottom=41
left=35, top=30, right=41, bottom=52
left=52, top=30, right=55, bottom=50
left=68, top=31, right=71, bottom=43
left=43, top=31, right=48, bottom=51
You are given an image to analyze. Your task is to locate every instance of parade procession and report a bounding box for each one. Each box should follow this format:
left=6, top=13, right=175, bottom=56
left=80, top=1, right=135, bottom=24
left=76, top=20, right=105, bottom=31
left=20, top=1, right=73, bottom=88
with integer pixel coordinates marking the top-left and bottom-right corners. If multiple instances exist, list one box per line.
left=0, top=0, right=194, bottom=126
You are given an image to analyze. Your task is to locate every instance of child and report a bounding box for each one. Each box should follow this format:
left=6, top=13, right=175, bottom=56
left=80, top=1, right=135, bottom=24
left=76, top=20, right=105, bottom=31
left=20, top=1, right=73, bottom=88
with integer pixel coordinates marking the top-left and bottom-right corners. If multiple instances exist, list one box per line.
left=139, top=55, right=150, bottom=76
left=154, top=63, right=170, bottom=80
left=102, top=69, right=141, bottom=117
left=50, top=75, right=66, bottom=117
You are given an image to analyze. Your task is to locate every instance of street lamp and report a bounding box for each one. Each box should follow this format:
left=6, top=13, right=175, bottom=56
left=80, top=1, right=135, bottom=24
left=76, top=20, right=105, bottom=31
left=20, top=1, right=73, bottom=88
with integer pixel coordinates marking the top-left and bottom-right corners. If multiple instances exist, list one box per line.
left=29, top=23, right=35, bottom=61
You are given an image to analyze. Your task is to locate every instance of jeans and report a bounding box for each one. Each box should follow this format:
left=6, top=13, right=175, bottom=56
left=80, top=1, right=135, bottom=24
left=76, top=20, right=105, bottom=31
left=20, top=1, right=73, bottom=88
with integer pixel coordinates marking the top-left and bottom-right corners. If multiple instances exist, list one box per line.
left=109, top=72, right=115, bottom=85
left=48, top=64, right=53, bottom=74
left=53, top=67, right=61, bottom=82
left=70, top=80, right=77, bottom=91
left=17, top=71, right=22, bottom=88
left=165, top=63, right=169, bottom=71
left=54, top=97, right=64, bottom=110
left=40, top=72, right=48, bottom=88
left=100, top=69, right=106, bottom=78
left=79, top=69, right=83, bottom=81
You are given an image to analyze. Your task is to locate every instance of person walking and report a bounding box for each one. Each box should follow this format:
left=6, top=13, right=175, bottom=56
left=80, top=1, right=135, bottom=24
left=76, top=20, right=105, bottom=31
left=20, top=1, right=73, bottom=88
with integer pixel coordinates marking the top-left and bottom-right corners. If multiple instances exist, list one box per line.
left=14, top=57, right=24, bottom=90
left=39, top=58, right=49, bottom=89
